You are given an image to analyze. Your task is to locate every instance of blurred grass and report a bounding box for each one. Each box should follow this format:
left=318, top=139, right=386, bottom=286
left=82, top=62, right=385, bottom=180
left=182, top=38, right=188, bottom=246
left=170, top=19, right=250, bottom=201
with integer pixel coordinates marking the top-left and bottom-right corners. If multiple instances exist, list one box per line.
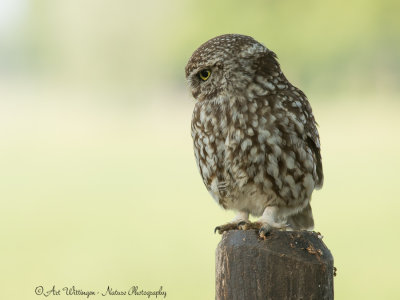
left=1, top=0, right=400, bottom=299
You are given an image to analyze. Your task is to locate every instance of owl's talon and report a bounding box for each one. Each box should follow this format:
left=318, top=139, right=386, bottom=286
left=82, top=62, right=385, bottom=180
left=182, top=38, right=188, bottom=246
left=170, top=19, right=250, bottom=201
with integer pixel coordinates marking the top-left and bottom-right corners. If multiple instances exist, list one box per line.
left=214, top=221, right=247, bottom=234
left=259, top=226, right=272, bottom=239
left=237, top=221, right=249, bottom=230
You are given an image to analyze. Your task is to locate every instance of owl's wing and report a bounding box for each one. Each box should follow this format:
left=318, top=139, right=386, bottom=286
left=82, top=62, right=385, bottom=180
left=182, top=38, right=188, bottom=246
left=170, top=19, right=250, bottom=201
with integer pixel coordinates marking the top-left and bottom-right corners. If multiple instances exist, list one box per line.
left=251, top=51, right=323, bottom=189
left=279, top=89, right=324, bottom=189
left=191, top=103, right=231, bottom=205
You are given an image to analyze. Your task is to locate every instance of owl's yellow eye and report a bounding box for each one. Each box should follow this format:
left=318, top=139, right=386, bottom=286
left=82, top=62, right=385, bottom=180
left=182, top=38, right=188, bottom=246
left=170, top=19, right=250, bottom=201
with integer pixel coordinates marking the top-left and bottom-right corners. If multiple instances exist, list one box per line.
left=198, top=69, right=211, bottom=81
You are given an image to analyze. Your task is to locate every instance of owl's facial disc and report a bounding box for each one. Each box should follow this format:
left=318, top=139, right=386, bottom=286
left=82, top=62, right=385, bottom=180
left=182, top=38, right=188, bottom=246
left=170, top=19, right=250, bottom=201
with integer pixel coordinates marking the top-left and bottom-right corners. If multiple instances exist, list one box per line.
left=187, top=64, right=227, bottom=101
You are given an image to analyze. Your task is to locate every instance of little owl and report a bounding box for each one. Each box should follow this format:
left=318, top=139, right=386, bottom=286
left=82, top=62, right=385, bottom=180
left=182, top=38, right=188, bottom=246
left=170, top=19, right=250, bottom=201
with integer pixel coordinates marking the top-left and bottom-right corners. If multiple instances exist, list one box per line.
left=185, top=34, right=323, bottom=237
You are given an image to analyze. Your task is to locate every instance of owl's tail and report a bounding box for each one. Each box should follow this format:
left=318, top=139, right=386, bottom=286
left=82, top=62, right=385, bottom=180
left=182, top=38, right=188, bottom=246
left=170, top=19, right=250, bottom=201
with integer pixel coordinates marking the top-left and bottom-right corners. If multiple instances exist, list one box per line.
left=287, top=203, right=314, bottom=230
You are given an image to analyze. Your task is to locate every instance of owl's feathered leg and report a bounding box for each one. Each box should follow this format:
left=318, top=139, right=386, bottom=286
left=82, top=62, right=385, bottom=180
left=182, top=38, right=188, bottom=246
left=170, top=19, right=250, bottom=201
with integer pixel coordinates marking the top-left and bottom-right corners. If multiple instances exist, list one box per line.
left=214, top=211, right=249, bottom=234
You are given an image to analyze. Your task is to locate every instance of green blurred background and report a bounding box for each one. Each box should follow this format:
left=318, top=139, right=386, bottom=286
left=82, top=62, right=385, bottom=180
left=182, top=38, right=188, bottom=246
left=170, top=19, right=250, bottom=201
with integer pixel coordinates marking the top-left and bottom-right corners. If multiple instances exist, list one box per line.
left=1, top=0, right=399, bottom=299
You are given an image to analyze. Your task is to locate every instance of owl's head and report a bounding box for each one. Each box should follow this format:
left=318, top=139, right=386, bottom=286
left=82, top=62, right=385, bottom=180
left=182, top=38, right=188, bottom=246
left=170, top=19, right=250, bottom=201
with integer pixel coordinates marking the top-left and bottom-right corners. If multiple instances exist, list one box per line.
left=185, top=34, right=280, bottom=102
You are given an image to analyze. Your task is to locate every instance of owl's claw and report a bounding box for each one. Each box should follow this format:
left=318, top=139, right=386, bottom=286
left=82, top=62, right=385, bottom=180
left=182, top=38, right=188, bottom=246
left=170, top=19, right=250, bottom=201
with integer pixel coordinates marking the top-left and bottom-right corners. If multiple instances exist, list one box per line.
left=214, top=220, right=285, bottom=236
left=237, top=221, right=249, bottom=230
left=231, top=220, right=288, bottom=239
left=214, top=223, right=237, bottom=234
left=258, top=224, right=272, bottom=239
left=214, top=221, right=251, bottom=234
left=256, top=221, right=289, bottom=239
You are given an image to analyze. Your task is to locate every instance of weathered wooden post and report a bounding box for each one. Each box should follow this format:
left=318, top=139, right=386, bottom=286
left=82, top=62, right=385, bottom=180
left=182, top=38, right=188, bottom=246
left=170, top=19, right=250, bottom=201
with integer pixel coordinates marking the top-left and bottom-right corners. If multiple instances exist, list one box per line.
left=216, top=230, right=334, bottom=300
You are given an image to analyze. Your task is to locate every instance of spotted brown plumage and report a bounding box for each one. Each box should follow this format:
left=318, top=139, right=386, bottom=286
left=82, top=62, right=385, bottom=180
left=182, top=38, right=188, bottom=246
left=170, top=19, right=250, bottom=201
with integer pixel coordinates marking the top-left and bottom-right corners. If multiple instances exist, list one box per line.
left=185, top=34, right=323, bottom=237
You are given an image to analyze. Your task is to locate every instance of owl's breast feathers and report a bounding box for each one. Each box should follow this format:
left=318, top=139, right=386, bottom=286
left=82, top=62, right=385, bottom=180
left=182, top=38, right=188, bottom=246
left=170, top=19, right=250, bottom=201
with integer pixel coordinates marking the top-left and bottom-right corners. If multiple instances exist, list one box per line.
left=191, top=85, right=323, bottom=210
